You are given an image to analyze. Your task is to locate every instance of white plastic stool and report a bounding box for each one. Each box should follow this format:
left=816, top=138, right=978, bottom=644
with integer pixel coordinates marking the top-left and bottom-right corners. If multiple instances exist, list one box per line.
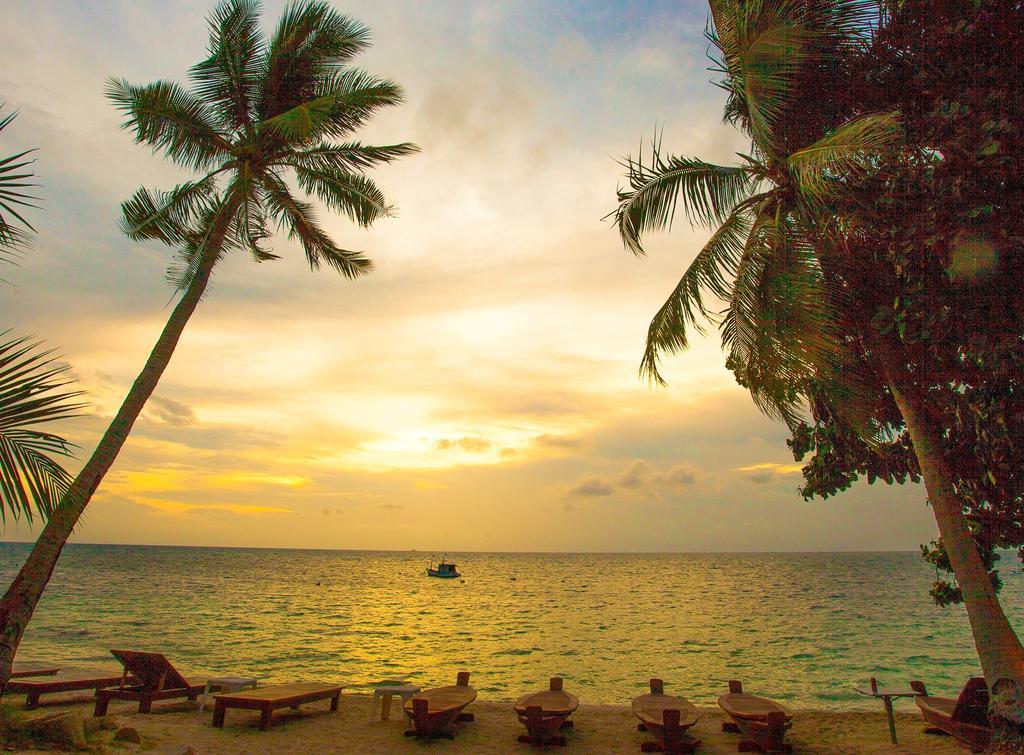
left=198, top=675, right=258, bottom=713
left=370, top=683, right=421, bottom=721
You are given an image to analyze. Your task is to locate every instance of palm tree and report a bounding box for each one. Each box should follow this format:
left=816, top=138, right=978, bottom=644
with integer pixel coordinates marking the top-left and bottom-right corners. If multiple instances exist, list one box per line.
left=0, top=107, right=83, bottom=526
left=0, top=0, right=417, bottom=685
left=612, top=0, right=1024, bottom=728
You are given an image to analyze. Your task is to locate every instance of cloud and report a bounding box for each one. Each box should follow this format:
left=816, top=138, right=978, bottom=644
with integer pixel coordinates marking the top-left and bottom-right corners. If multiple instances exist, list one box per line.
left=568, top=476, right=614, bottom=498
left=659, top=466, right=696, bottom=488
left=534, top=433, right=583, bottom=449
left=618, top=460, right=652, bottom=489
left=737, top=462, right=803, bottom=484
left=146, top=395, right=195, bottom=426
left=435, top=436, right=492, bottom=452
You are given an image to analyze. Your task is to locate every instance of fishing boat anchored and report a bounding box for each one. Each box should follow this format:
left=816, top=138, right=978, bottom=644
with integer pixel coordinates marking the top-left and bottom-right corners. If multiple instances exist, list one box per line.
left=426, top=555, right=461, bottom=579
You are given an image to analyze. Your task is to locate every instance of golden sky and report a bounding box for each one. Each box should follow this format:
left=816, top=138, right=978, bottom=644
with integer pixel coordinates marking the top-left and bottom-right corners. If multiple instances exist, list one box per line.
left=1, top=0, right=935, bottom=551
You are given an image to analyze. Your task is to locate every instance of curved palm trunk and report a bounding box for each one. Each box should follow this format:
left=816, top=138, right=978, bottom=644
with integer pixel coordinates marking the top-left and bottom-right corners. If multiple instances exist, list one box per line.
left=876, top=338, right=1024, bottom=745
left=0, top=200, right=238, bottom=691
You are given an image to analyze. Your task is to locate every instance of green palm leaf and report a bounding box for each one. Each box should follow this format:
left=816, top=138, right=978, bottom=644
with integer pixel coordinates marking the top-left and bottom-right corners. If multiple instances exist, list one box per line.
left=614, top=144, right=754, bottom=255
left=106, top=78, right=233, bottom=170
left=260, top=70, right=404, bottom=143
left=261, top=173, right=372, bottom=278
left=120, top=173, right=225, bottom=245
left=259, top=2, right=372, bottom=120
left=0, top=335, right=84, bottom=522
left=189, top=0, right=264, bottom=132
left=788, top=111, right=902, bottom=198
left=284, top=141, right=419, bottom=173
left=292, top=165, right=392, bottom=226
left=640, top=205, right=754, bottom=384
left=0, top=107, right=40, bottom=258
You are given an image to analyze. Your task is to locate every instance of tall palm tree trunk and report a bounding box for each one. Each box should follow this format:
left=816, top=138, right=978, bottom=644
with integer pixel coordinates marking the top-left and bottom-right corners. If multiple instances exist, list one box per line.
left=0, top=200, right=238, bottom=690
left=876, top=338, right=1024, bottom=742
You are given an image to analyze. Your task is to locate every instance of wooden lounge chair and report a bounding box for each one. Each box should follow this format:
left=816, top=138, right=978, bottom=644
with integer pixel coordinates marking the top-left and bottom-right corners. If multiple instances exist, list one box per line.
left=8, top=669, right=135, bottom=710
left=718, top=680, right=793, bottom=754
left=632, top=678, right=701, bottom=754
left=403, top=671, right=476, bottom=739
left=212, top=682, right=344, bottom=730
left=514, top=677, right=579, bottom=747
left=93, top=650, right=204, bottom=716
left=909, top=677, right=992, bottom=753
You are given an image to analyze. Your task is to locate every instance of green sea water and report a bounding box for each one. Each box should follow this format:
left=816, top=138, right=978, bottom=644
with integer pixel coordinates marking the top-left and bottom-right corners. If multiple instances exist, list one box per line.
left=2, top=544, right=1019, bottom=710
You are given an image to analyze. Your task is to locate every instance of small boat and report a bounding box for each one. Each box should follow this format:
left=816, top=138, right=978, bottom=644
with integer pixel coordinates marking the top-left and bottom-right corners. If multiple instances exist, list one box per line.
left=426, top=555, right=461, bottom=578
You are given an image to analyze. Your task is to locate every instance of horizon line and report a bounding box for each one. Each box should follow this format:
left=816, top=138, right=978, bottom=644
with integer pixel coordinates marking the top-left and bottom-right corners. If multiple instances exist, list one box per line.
left=0, top=540, right=946, bottom=556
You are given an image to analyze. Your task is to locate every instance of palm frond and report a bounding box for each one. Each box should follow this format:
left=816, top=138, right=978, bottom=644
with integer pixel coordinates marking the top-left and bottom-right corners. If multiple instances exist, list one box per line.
left=189, top=0, right=265, bottom=132
left=165, top=187, right=241, bottom=290
left=259, top=2, right=372, bottom=120
left=120, top=172, right=225, bottom=245
left=106, top=78, right=233, bottom=170
left=260, top=70, right=403, bottom=143
left=262, top=173, right=372, bottom=278
left=0, top=107, right=40, bottom=256
left=0, top=334, right=84, bottom=522
left=283, top=141, right=419, bottom=173
left=613, top=142, right=753, bottom=255
left=722, top=209, right=839, bottom=426
left=736, top=4, right=816, bottom=151
left=640, top=205, right=754, bottom=385
left=788, top=111, right=902, bottom=198
left=292, top=165, right=392, bottom=226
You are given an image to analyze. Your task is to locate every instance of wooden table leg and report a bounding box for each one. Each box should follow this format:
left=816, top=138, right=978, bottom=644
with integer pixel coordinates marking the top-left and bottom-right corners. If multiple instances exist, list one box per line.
left=883, top=696, right=898, bottom=744
left=381, top=692, right=393, bottom=721
left=331, top=691, right=340, bottom=712
left=25, top=691, right=40, bottom=710
left=259, top=705, right=273, bottom=731
left=212, top=699, right=226, bottom=729
left=94, top=691, right=111, bottom=717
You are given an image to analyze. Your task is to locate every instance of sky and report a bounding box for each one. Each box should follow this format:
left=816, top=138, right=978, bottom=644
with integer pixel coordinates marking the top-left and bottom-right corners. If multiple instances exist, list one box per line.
left=1, top=0, right=938, bottom=552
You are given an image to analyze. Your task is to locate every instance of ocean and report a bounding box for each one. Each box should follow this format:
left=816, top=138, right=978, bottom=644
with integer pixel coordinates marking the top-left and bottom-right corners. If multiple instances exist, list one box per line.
left=1, top=544, right=1019, bottom=710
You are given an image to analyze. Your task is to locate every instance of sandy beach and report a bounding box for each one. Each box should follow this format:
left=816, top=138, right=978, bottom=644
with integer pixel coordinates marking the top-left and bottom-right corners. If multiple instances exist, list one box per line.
left=6, top=687, right=972, bottom=753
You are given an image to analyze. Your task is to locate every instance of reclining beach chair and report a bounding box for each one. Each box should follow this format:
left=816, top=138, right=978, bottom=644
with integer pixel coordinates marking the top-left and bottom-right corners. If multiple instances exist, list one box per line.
left=93, top=650, right=204, bottom=716
left=9, top=669, right=135, bottom=709
left=909, top=677, right=992, bottom=752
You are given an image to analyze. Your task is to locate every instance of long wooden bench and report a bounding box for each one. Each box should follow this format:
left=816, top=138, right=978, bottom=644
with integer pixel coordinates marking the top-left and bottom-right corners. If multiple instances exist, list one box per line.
left=10, top=662, right=60, bottom=678
left=7, top=670, right=135, bottom=710
left=212, top=682, right=344, bottom=731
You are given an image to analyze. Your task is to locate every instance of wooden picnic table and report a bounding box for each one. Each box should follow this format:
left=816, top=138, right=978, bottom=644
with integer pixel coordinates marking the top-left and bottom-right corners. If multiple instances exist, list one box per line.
left=212, top=682, right=344, bottom=731
left=7, top=669, right=134, bottom=709
left=403, top=672, right=476, bottom=739
left=514, top=677, right=579, bottom=747
left=10, top=662, right=60, bottom=678
left=632, top=679, right=700, bottom=754
left=718, top=680, right=793, bottom=753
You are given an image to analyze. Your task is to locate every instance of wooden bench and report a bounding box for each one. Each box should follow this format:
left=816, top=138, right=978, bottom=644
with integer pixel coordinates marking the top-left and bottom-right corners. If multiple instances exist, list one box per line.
left=11, top=662, right=60, bottom=679
left=7, top=670, right=134, bottom=710
left=212, top=682, right=344, bottom=731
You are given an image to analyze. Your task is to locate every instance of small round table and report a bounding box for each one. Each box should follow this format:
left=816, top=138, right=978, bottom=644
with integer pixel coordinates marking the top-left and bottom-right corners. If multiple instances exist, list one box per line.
left=198, top=675, right=258, bottom=713
left=853, top=677, right=920, bottom=744
left=371, top=683, right=421, bottom=722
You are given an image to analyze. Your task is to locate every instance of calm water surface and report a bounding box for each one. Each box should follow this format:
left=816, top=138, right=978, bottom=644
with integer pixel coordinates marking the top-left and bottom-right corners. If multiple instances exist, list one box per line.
left=2, top=545, right=1020, bottom=710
